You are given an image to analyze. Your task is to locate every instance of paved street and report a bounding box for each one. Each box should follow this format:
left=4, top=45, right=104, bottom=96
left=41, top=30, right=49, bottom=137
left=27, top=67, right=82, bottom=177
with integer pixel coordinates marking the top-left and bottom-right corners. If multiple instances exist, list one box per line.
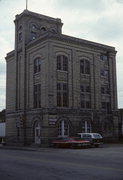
left=0, top=145, right=123, bottom=180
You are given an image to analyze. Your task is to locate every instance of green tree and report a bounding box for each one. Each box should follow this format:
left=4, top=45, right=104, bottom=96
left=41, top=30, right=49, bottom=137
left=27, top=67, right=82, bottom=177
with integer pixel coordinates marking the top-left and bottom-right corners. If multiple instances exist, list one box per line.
left=0, top=109, right=5, bottom=122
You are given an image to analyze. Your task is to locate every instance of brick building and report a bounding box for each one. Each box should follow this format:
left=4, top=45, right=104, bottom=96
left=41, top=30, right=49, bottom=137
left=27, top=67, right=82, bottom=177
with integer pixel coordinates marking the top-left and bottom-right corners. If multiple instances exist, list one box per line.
left=6, top=10, right=119, bottom=146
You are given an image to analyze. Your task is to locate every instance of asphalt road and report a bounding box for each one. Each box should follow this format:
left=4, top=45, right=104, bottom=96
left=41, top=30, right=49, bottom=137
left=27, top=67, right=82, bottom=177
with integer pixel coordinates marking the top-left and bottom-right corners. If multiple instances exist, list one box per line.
left=0, top=145, right=123, bottom=180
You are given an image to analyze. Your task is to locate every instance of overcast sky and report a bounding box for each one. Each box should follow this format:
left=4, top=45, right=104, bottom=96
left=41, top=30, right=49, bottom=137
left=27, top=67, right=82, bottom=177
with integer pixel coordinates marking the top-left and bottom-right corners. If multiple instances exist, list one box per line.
left=0, top=0, right=123, bottom=111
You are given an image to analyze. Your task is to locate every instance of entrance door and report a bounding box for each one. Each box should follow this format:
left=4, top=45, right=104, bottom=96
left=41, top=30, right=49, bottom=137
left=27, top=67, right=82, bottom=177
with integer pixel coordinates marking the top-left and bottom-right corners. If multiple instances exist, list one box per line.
left=34, top=121, right=41, bottom=144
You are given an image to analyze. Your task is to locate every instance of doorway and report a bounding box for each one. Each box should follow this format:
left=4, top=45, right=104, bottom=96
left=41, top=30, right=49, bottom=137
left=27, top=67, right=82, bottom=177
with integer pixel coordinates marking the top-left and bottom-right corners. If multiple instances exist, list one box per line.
left=34, top=121, right=41, bottom=144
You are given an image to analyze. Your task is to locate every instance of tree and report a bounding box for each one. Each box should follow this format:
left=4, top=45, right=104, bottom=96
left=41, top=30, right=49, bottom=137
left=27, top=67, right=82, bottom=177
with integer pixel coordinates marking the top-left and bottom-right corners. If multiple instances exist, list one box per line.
left=0, top=109, right=5, bottom=122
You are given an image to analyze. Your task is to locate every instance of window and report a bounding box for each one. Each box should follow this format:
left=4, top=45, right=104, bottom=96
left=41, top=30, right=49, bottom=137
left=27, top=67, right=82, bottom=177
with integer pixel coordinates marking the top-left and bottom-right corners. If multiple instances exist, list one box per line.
left=107, top=102, right=111, bottom=113
left=86, top=101, right=91, bottom=108
left=19, top=25, right=22, bottom=30
left=101, top=85, right=110, bottom=94
left=57, top=83, right=61, bottom=90
left=57, top=56, right=61, bottom=70
left=32, top=24, right=37, bottom=30
left=100, top=54, right=108, bottom=64
left=41, top=27, right=46, bottom=33
left=57, top=92, right=61, bottom=107
left=18, top=25, right=22, bottom=42
left=101, top=102, right=107, bottom=110
left=106, top=86, right=110, bottom=94
left=100, top=69, right=109, bottom=78
left=18, top=32, right=22, bottom=41
left=58, top=120, right=69, bottom=136
left=86, top=86, right=91, bottom=93
left=80, top=59, right=90, bottom=75
left=80, top=85, right=84, bottom=92
left=82, top=121, right=92, bottom=133
left=31, top=24, right=38, bottom=40
left=34, top=58, right=41, bottom=73
left=80, top=60, right=84, bottom=73
left=101, top=102, right=111, bottom=113
left=57, top=55, right=68, bottom=71
left=83, top=134, right=91, bottom=138
left=33, top=84, right=41, bottom=108
left=104, top=70, right=109, bottom=78
left=63, top=56, right=68, bottom=71
left=80, top=85, right=91, bottom=93
left=100, top=69, right=104, bottom=76
left=80, top=94, right=91, bottom=109
left=101, top=87, right=105, bottom=94
left=80, top=94, right=85, bottom=108
left=80, top=84, right=91, bottom=109
left=63, top=92, right=68, bottom=107
left=57, top=82, right=68, bottom=107
left=31, top=31, right=37, bottom=40
left=85, top=60, right=90, bottom=74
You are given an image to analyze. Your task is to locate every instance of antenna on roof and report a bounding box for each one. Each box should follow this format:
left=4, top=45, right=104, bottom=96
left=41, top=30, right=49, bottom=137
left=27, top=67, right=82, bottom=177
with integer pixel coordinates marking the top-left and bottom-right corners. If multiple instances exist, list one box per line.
left=26, top=0, right=28, bottom=10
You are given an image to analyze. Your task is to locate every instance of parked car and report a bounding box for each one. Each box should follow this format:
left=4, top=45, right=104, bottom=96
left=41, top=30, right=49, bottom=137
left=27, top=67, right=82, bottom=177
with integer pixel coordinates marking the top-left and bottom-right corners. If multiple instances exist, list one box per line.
left=77, top=133, right=103, bottom=147
left=51, top=137, right=91, bottom=148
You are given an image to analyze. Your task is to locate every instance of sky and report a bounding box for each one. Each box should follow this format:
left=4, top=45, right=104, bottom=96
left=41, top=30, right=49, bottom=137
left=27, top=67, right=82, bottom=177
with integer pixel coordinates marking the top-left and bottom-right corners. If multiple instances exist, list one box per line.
left=0, top=0, right=123, bottom=111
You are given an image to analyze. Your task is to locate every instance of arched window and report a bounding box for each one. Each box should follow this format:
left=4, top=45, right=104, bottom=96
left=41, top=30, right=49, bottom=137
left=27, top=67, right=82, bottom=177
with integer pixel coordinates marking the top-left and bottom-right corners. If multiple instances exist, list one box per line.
left=33, top=121, right=41, bottom=144
left=32, top=24, right=37, bottom=30
left=58, top=120, right=69, bottom=137
left=82, top=121, right=92, bottom=133
left=31, top=32, right=37, bottom=40
left=34, top=58, right=41, bottom=73
left=18, top=25, right=23, bottom=42
left=80, top=59, right=90, bottom=74
left=31, top=24, right=37, bottom=40
left=57, top=55, right=68, bottom=71
left=41, top=27, right=47, bottom=33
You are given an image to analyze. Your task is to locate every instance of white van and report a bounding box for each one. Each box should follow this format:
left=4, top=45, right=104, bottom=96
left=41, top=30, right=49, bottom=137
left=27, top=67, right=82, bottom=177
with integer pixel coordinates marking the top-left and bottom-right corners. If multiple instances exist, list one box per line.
left=77, top=133, right=103, bottom=147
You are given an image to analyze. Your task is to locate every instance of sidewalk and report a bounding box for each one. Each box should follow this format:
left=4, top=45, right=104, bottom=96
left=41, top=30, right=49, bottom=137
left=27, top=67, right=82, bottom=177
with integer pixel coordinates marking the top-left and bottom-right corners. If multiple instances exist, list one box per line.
left=0, top=144, right=51, bottom=152
left=104, top=143, right=123, bottom=148
left=0, top=143, right=123, bottom=152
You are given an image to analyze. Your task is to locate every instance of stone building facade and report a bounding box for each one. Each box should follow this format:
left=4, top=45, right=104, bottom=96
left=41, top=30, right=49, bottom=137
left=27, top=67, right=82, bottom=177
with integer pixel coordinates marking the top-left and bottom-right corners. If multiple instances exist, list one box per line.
left=6, top=10, right=118, bottom=146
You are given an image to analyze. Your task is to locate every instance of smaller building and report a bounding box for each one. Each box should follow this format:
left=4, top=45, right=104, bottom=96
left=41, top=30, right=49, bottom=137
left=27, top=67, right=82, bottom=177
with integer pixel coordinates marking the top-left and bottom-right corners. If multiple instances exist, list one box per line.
left=0, top=109, right=5, bottom=122
left=118, top=109, right=123, bottom=141
left=0, top=109, right=6, bottom=143
left=0, top=122, right=6, bottom=143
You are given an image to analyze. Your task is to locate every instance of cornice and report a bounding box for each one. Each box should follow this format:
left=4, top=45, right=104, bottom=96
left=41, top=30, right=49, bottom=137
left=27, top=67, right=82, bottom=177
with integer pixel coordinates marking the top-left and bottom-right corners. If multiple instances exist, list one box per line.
left=5, top=50, right=15, bottom=60
left=26, top=32, right=116, bottom=53
left=51, top=34, right=116, bottom=53
left=15, top=10, right=62, bottom=25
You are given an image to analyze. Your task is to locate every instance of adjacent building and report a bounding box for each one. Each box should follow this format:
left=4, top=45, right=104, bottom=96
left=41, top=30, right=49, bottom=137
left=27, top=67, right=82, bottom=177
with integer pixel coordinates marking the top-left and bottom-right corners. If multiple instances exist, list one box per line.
left=6, top=10, right=119, bottom=146
left=118, top=109, right=123, bottom=140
